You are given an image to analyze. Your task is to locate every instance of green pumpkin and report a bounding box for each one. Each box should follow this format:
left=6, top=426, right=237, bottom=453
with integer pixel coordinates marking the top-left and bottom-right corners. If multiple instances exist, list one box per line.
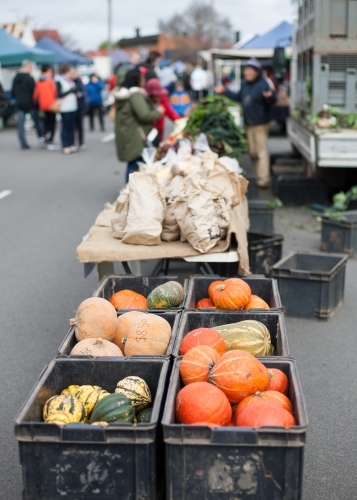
left=137, top=408, right=153, bottom=423
left=89, top=393, right=135, bottom=424
left=115, top=376, right=151, bottom=412
left=147, top=281, right=184, bottom=309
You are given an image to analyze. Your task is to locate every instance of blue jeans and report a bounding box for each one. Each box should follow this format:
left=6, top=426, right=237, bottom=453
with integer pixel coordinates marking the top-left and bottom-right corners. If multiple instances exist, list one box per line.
left=126, top=157, right=142, bottom=183
left=16, top=109, right=44, bottom=148
left=61, top=112, right=76, bottom=148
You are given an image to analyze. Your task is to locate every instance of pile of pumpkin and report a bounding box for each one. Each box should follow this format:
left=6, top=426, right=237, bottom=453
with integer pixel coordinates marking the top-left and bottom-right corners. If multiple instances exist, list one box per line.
left=196, top=278, right=270, bottom=310
left=177, top=343, right=295, bottom=428
left=69, top=298, right=173, bottom=357
left=43, top=376, right=153, bottom=426
left=109, top=280, right=184, bottom=310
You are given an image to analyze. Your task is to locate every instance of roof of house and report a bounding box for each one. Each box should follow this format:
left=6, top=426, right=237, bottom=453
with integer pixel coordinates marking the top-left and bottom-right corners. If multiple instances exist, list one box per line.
left=1, top=22, right=27, bottom=40
left=33, top=29, right=62, bottom=44
left=239, top=21, right=292, bottom=49
left=119, top=34, right=159, bottom=49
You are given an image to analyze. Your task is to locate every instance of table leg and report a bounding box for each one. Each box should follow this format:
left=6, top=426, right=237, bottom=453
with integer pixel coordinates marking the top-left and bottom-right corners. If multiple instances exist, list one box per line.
left=128, top=261, right=142, bottom=276
left=97, top=262, right=115, bottom=281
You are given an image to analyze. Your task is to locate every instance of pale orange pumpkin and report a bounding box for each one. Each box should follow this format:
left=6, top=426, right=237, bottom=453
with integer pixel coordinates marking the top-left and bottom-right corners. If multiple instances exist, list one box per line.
left=210, top=278, right=252, bottom=310
left=113, top=311, right=143, bottom=352
left=70, top=338, right=123, bottom=357
left=71, top=297, right=117, bottom=342
left=109, top=290, right=148, bottom=310
left=123, top=313, right=172, bottom=356
left=180, top=345, right=220, bottom=385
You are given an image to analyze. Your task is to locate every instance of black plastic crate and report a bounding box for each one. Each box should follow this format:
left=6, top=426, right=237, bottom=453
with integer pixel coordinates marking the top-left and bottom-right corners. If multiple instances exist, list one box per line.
left=246, top=174, right=259, bottom=200
left=276, top=175, right=329, bottom=206
left=184, top=276, right=282, bottom=311
left=57, top=311, right=182, bottom=357
left=162, top=357, right=308, bottom=500
left=248, top=232, right=283, bottom=276
left=272, top=251, right=348, bottom=320
left=15, top=357, right=170, bottom=500
left=249, top=200, right=274, bottom=233
left=172, top=310, right=289, bottom=357
left=93, top=275, right=188, bottom=312
left=321, top=211, right=357, bottom=256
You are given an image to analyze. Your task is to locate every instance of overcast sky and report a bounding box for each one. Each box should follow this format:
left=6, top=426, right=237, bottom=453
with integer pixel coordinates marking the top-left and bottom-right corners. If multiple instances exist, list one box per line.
left=2, top=0, right=296, bottom=51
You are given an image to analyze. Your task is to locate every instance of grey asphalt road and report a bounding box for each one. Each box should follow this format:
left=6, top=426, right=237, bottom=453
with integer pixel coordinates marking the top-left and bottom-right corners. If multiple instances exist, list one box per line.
left=0, top=121, right=356, bottom=499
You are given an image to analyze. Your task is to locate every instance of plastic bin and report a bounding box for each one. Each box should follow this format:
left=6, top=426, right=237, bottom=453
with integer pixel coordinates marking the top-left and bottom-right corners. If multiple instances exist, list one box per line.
left=321, top=211, right=357, bottom=256
left=184, top=276, right=282, bottom=311
left=272, top=251, right=348, bottom=320
left=162, top=357, right=308, bottom=500
left=93, top=275, right=188, bottom=312
left=172, top=310, right=289, bottom=357
left=248, top=232, right=284, bottom=276
left=248, top=200, right=274, bottom=233
left=57, top=311, right=182, bottom=357
left=15, top=357, right=170, bottom=500
left=276, top=175, right=329, bottom=206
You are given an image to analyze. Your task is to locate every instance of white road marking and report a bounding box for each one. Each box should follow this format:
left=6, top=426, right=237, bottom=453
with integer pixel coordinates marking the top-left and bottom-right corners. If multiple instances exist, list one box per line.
left=0, top=190, right=12, bottom=201
left=101, top=133, right=115, bottom=143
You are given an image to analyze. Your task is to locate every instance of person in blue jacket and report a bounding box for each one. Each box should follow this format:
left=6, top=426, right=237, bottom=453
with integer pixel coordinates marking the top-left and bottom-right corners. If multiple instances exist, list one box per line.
left=86, top=73, right=105, bottom=131
left=215, top=58, right=277, bottom=188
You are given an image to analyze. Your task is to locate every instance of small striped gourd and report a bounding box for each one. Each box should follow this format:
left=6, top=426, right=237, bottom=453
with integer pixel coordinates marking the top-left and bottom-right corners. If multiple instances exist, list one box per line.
left=115, top=376, right=151, bottom=412
left=45, top=412, right=74, bottom=425
left=147, top=281, right=184, bottom=309
left=61, top=385, right=80, bottom=396
left=89, top=393, right=135, bottom=424
left=214, top=320, right=272, bottom=356
left=43, top=394, right=87, bottom=423
left=75, top=386, right=110, bottom=416
left=137, top=408, right=153, bottom=423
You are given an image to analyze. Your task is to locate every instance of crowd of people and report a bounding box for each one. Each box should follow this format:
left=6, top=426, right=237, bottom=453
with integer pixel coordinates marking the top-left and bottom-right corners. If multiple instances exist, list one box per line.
left=3, top=51, right=278, bottom=189
left=9, top=60, right=105, bottom=154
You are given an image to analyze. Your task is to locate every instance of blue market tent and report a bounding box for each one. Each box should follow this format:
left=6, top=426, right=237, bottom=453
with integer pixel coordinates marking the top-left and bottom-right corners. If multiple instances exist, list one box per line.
left=239, top=21, right=292, bottom=50
left=35, top=38, right=92, bottom=66
left=0, top=28, right=55, bottom=67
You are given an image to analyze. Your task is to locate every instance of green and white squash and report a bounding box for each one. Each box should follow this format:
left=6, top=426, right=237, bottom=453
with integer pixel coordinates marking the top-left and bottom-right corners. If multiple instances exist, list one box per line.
left=214, top=320, right=272, bottom=356
left=115, top=376, right=151, bottom=411
left=43, top=394, right=87, bottom=423
left=147, top=281, right=184, bottom=309
left=89, top=393, right=135, bottom=424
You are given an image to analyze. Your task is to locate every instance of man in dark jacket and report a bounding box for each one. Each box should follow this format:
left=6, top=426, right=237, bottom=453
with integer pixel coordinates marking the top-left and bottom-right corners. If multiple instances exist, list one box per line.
left=137, top=51, right=161, bottom=81
left=12, top=60, right=44, bottom=149
left=216, top=58, right=276, bottom=188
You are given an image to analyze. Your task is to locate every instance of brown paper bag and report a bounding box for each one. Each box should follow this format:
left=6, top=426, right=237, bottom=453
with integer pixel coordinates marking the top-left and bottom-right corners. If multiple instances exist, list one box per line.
left=122, top=173, right=165, bottom=245
left=161, top=198, right=180, bottom=242
left=112, top=192, right=129, bottom=239
left=206, top=163, right=248, bottom=206
left=214, top=196, right=231, bottom=240
left=174, top=174, right=220, bottom=253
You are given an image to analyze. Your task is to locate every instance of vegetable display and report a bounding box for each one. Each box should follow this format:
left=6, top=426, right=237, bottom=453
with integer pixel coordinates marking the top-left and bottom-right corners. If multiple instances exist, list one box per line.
left=42, top=377, right=152, bottom=426
left=184, top=96, right=248, bottom=159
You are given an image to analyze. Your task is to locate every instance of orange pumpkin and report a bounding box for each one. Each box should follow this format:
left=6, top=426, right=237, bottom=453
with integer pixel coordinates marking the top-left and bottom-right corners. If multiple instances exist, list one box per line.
left=71, top=297, right=117, bottom=342
left=196, top=298, right=216, bottom=309
left=236, top=390, right=293, bottom=415
left=244, top=295, right=270, bottom=311
left=236, top=401, right=296, bottom=428
left=208, top=280, right=224, bottom=301
left=267, top=368, right=289, bottom=395
left=109, top=290, right=148, bottom=310
left=113, top=311, right=143, bottom=352
left=180, top=345, right=220, bottom=385
left=70, top=338, right=123, bottom=357
left=210, top=278, right=252, bottom=310
left=210, top=350, right=269, bottom=403
left=179, top=328, right=226, bottom=356
left=176, top=381, right=232, bottom=426
left=123, top=313, right=172, bottom=356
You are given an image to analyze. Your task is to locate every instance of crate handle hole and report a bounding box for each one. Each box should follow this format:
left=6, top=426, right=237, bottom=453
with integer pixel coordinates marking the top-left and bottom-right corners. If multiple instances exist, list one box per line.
left=265, top=471, right=273, bottom=477
left=196, top=470, right=205, bottom=476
